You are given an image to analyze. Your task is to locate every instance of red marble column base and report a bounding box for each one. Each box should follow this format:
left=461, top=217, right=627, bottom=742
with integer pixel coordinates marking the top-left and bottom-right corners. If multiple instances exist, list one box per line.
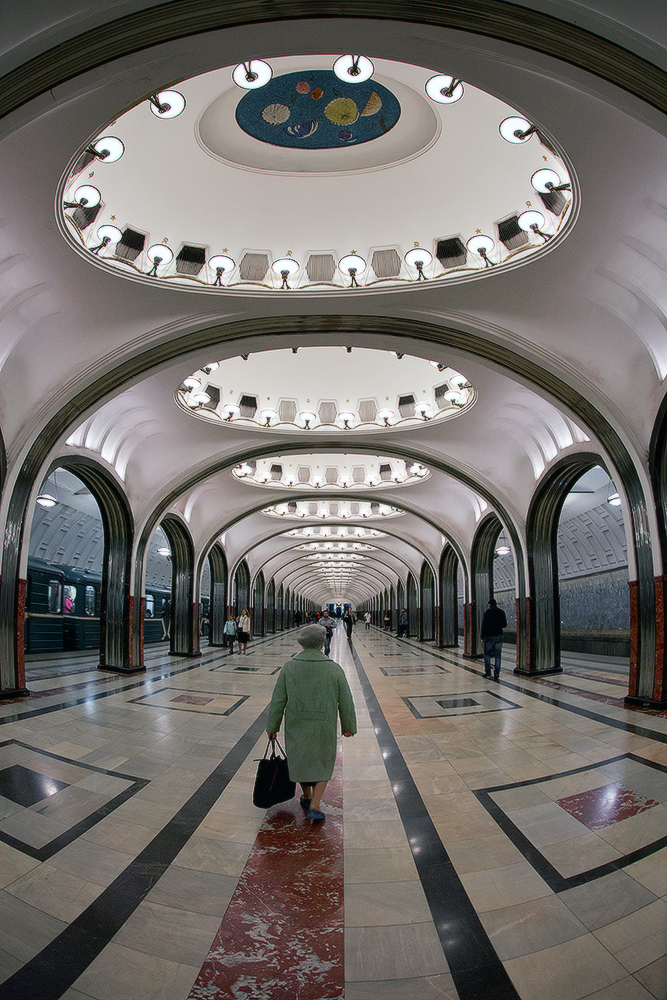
left=652, top=574, right=667, bottom=704
left=628, top=580, right=639, bottom=698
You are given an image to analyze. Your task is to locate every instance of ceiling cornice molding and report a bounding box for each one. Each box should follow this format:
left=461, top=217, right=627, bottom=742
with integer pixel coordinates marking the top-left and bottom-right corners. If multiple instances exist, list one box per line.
left=2, top=1, right=667, bottom=124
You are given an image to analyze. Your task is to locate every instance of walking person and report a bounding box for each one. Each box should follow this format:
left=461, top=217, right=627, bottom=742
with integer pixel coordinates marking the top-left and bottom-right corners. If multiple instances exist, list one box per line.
left=267, top=625, right=356, bottom=822
left=223, top=614, right=237, bottom=653
left=383, top=610, right=391, bottom=631
left=343, top=610, right=354, bottom=639
left=237, top=608, right=251, bottom=654
left=320, top=609, right=336, bottom=655
left=364, top=612, right=371, bottom=629
left=481, top=598, right=507, bottom=679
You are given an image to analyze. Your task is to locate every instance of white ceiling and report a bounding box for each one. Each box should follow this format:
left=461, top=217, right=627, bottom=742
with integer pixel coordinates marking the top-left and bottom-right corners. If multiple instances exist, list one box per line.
left=2, top=3, right=666, bottom=605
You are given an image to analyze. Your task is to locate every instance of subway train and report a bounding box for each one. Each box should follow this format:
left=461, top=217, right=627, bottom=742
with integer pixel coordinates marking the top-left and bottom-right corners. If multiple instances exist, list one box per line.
left=25, top=557, right=209, bottom=653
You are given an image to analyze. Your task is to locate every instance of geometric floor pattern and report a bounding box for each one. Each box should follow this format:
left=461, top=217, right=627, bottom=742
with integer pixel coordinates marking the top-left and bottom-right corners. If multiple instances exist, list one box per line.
left=0, top=630, right=664, bottom=1000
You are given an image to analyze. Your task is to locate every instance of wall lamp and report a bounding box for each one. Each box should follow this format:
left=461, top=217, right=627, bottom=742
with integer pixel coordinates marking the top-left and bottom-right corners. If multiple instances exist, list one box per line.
left=339, top=254, right=366, bottom=288
left=338, top=410, right=355, bottom=429
left=233, top=60, right=272, bottom=89
left=90, top=224, right=122, bottom=254
left=531, top=168, right=571, bottom=194
left=208, top=255, right=235, bottom=285
left=147, top=244, right=174, bottom=276
left=518, top=210, right=551, bottom=242
left=414, top=402, right=432, bottom=420
left=499, top=116, right=538, bottom=143
left=260, top=407, right=279, bottom=426
left=149, top=91, right=186, bottom=118
left=425, top=74, right=464, bottom=104
left=222, top=403, right=241, bottom=421
left=84, top=136, right=124, bottom=162
left=405, top=246, right=433, bottom=280
left=333, top=55, right=374, bottom=83
left=300, top=410, right=317, bottom=429
left=64, top=185, right=101, bottom=210
left=376, top=408, right=395, bottom=426
left=467, top=234, right=496, bottom=267
left=272, top=257, right=300, bottom=289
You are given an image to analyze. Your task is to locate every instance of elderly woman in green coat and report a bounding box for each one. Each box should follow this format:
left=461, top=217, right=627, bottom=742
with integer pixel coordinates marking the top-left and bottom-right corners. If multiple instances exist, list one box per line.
left=267, top=624, right=356, bottom=821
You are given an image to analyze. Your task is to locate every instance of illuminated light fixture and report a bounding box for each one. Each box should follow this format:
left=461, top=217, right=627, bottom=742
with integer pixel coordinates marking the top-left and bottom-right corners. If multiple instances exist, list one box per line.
left=64, top=184, right=101, bottom=209
left=392, top=472, right=404, bottom=483
left=333, top=54, right=374, bottom=83
left=499, top=115, right=538, bottom=143
left=157, top=546, right=171, bottom=556
left=312, top=475, right=324, bottom=487
left=90, top=224, right=122, bottom=254
left=414, top=401, right=432, bottom=420
left=339, top=475, right=353, bottom=488
left=518, top=210, right=551, bottom=242
left=391, top=351, right=404, bottom=360
left=467, top=234, right=496, bottom=267
left=190, top=390, right=211, bottom=407
left=222, top=402, right=241, bottom=421
left=36, top=492, right=57, bottom=508
left=444, top=388, right=465, bottom=405
left=425, top=74, right=464, bottom=104
left=339, top=254, right=366, bottom=288
left=299, top=410, right=317, bottom=429
left=259, top=407, right=279, bottom=426
left=450, top=373, right=468, bottom=388
left=208, top=254, right=235, bottom=285
left=85, top=136, right=125, bottom=162
left=429, top=360, right=446, bottom=372
left=404, top=246, right=433, bottom=280
left=283, top=474, right=297, bottom=486
left=182, top=376, right=202, bottom=390
left=146, top=243, right=174, bottom=276
left=496, top=544, right=511, bottom=556
left=531, top=168, right=571, bottom=193
left=376, top=408, right=395, bottom=426
left=338, top=410, right=355, bottom=429
left=410, top=464, right=423, bottom=475
left=149, top=91, right=186, bottom=118
left=607, top=492, right=622, bottom=507
left=272, top=256, right=300, bottom=290
left=232, top=59, right=272, bottom=90
left=201, top=361, right=219, bottom=374
left=365, top=474, right=379, bottom=485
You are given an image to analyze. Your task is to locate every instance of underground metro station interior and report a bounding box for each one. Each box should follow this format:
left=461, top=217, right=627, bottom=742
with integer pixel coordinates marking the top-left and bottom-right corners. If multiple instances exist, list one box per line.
left=1, top=2, right=667, bottom=998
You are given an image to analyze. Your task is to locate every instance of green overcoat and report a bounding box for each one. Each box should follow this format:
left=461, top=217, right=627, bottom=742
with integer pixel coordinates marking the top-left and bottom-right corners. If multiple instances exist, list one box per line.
left=266, top=648, right=357, bottom=782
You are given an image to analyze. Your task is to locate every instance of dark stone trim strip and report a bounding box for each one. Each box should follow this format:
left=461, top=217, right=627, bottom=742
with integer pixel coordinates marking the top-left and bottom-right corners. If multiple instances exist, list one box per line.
left=347, top=638, right=521, bottom=1000
left=2, top=1, right=667, bottom=124
left=0, top=706, right=270, bottom=1000
left=474, top=752, right=667, bottom=892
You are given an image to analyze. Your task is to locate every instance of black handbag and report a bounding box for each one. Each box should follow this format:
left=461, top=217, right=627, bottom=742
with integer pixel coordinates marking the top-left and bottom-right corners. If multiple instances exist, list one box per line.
left=252, top=739, right=296, bottom=808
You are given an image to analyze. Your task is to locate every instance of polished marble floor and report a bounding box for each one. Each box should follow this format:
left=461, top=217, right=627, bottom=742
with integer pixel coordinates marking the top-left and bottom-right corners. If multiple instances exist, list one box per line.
left=0, top=630, right=665, bottom=999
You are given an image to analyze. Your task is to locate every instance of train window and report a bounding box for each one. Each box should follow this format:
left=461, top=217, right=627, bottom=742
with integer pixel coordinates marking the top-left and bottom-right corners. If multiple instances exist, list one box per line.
left=63, top=585, right=76, bottom=614
left=85, top=586, right=96, bottom=616
left=145, top=595, right=154, bottom=618
left=47, top=580, right=61, bottom=614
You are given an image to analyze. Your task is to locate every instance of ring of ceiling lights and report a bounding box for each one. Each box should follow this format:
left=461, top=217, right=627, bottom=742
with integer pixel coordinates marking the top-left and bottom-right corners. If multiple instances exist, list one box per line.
left=58, top=54, right=575, bottom=295
left=177, top=348, right=474, bottom=433
left=285, top=527, right=384, bottom=539
left=233, top=455, right=429, bottom=489
left=296, top=541, right=377, bottom=551
left=262, top=500, right=404, bottom=520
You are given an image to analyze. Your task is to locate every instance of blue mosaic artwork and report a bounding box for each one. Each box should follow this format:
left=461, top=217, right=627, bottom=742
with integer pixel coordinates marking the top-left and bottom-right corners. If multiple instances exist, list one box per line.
left=235, top=70, right=401, bottom=149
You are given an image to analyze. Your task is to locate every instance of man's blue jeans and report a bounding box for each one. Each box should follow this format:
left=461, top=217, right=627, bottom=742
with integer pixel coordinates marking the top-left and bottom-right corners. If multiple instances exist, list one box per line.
left=483, top=635, right=503, bottom=676
left=324, top=631, right=333, bottom=655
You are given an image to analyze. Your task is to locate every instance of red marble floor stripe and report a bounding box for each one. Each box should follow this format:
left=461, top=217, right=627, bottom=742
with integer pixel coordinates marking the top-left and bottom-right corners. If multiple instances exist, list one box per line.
left=189, top=745, right=344, bottom=1000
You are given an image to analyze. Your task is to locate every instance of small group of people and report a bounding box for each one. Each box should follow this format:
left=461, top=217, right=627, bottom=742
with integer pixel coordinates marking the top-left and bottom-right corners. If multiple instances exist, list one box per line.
left=223, top=608, right=251, bottom=654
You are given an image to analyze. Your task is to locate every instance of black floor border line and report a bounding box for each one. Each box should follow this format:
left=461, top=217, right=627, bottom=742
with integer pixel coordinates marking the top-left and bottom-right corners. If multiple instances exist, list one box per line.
left=473, top=750, right=667, bottom=892
left=0, top=705, right=271, bottom=1000
left=381, top=632, right=667, bottom=745
left=0, top=631, right=291, bottom=724
left=346, top=638, right=521, bottom=1000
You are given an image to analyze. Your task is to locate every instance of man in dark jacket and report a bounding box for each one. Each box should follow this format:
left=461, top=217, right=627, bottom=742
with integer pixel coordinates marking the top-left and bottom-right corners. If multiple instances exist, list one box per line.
left=480, top=598, right=507, bottom=679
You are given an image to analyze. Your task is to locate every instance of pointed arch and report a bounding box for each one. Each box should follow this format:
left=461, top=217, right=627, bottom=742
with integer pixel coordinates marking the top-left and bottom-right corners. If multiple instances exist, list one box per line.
left=160, top=514, right=198, bottom=657
left=420, top=561, right=436, bottom=641
left=205, top=542, right=227, bottom=647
